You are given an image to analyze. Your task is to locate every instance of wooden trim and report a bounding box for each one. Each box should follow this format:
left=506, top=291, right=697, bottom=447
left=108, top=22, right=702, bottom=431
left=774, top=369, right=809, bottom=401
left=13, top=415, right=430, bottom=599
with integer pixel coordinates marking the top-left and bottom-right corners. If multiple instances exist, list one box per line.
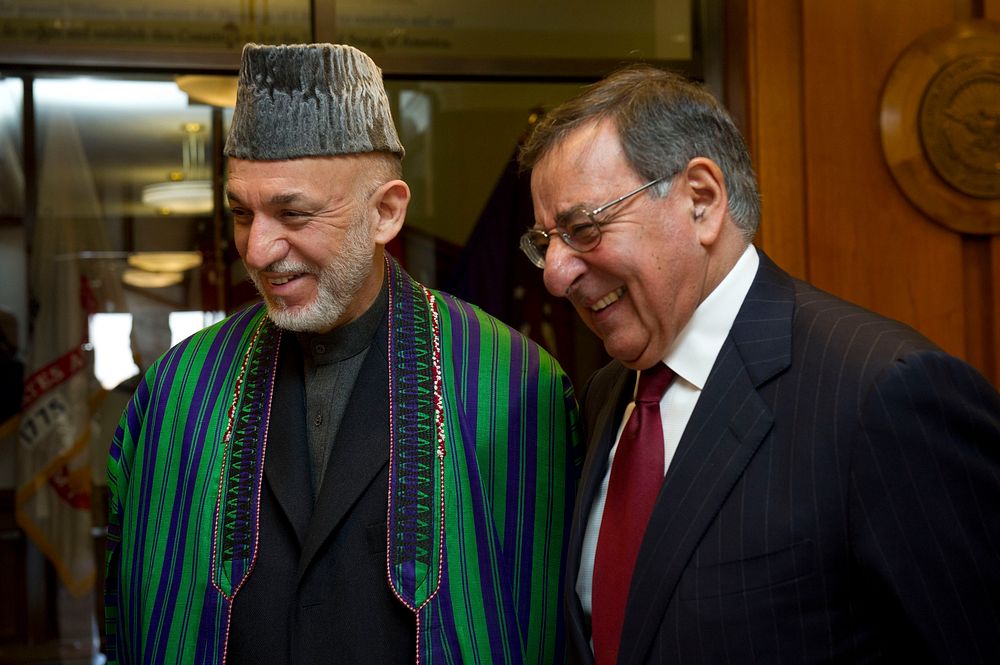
left=989, top=2, right=1000, bottom=387
left=723, top=0, right=750, bottom=134
left=991, top=237, right=1000, bottom=387
left=739, top=0, right=808, bottom=279
left=0, top=43, right=241, bottom=73
left=962, top=238, right=997, bottom=384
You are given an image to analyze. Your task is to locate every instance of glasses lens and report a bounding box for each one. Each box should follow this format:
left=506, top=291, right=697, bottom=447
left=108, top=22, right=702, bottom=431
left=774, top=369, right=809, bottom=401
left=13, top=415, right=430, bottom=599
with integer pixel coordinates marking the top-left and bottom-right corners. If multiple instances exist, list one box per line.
left=519, top=231, right=548, bottom=268
left=563, top=210, right=602, bottom=252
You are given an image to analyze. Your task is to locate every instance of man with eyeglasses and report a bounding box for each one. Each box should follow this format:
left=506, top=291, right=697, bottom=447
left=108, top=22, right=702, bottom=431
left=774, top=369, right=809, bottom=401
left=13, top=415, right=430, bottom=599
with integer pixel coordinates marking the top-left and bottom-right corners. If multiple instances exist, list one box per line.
left=519, top=64, right=1000, bottom=665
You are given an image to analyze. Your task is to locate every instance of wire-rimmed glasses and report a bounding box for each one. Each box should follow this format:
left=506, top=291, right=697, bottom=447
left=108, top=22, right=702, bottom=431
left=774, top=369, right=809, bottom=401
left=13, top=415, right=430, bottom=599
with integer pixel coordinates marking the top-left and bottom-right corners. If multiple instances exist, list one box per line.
left=519, top=178, right=665, bottom=269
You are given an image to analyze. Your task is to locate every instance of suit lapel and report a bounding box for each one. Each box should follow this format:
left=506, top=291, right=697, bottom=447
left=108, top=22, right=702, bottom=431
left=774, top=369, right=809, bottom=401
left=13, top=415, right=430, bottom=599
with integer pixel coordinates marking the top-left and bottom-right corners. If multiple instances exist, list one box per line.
left=619, top=250, right=795, bottom=665
left=297, top=324, right=390, bottom=580
left=567, top=363, right=632, bottom=663
left=265, top=332, right=312, bottom=546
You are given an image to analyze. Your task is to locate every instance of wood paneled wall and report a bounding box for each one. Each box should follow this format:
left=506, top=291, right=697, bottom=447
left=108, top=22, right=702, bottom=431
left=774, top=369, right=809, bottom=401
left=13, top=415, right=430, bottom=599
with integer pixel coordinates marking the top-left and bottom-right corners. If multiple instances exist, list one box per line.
left=729, top=0, right=999, bottom=387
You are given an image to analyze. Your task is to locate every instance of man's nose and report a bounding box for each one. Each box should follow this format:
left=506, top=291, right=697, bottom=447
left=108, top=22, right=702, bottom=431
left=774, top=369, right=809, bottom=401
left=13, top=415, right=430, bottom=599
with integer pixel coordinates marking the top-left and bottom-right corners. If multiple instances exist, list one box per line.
left=542, top=237, right=585, bottom=299
left=242, top=216, right=289, bottom=270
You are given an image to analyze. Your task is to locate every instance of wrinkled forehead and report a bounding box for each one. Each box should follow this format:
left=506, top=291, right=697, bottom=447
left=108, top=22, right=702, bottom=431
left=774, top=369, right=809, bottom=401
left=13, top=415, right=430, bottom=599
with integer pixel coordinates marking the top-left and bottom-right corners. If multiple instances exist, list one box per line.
left=529, top=119, right=634, bottom=216
left=226, top=155, right=366, bottom=201
left=537, top=119, right=622, bottom=173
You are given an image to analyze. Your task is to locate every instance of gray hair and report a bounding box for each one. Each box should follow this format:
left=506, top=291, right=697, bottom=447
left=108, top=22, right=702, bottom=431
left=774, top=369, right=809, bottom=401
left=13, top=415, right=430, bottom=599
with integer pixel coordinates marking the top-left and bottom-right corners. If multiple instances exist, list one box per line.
left=356, top=152, right=403, bottom=204
left=519, top=64, right=760, bottom=239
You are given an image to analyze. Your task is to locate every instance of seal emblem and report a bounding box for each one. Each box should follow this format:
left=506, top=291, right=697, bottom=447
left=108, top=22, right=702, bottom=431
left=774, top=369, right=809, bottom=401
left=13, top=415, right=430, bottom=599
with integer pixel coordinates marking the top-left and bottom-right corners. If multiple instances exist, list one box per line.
left=880, top=20, right=1000, bottom=234
left=918, top=54, right=1000, bottom=199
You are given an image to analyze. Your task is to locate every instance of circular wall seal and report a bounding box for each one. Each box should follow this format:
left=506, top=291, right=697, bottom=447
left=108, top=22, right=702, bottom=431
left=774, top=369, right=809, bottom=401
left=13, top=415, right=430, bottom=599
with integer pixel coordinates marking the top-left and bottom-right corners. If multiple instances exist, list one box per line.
left=880, top=20, right=1000, bottom=234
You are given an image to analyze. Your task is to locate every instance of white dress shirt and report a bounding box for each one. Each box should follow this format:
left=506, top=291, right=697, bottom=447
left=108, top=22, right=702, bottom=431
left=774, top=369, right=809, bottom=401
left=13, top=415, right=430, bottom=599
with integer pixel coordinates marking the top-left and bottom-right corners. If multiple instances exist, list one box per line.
left=576, top=245, right=760, bottom=621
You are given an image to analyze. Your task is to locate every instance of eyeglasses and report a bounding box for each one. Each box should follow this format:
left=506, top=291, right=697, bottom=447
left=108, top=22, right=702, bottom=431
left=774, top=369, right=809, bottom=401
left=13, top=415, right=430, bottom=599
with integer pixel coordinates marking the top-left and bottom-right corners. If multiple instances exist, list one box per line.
left=519, top=178, right=665, bottom=269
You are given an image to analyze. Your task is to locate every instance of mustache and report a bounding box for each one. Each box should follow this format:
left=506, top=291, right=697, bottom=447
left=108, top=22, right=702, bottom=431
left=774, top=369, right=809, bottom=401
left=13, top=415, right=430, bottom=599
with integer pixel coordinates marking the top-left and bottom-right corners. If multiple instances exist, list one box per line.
left=257, top=259, right=319, bottom=275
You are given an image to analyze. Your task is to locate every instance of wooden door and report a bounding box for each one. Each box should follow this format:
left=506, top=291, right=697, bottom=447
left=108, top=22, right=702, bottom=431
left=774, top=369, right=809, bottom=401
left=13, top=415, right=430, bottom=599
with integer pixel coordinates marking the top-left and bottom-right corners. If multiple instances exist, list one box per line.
left=730, top=0, right=999, bottom=386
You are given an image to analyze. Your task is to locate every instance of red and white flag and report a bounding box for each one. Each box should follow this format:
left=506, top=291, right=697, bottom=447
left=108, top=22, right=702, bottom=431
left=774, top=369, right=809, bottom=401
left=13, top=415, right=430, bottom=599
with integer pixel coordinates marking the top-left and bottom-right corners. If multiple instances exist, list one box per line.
left=16, top=110, right=118, bottom=596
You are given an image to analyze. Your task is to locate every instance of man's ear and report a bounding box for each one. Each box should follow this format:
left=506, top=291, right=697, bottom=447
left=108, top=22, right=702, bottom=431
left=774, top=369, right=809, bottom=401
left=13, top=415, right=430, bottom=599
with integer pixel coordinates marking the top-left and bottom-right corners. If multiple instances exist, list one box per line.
left=369, top=179, right=410, bottom=245
left=684, top=157, right=728, bottom=247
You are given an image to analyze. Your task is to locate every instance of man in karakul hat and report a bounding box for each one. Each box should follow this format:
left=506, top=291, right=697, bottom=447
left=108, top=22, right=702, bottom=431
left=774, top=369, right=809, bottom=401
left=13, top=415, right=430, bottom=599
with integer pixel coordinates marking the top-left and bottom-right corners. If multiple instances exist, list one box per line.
left=105, top=43, right=582, bottom=664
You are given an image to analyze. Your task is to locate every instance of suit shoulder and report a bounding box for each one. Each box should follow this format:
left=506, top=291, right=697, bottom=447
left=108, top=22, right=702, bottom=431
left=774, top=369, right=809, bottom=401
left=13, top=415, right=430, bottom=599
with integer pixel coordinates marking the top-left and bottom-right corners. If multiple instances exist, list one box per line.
left=791, top=278, right=936, bottom=351
left=785, top=278, right=955, bottom=388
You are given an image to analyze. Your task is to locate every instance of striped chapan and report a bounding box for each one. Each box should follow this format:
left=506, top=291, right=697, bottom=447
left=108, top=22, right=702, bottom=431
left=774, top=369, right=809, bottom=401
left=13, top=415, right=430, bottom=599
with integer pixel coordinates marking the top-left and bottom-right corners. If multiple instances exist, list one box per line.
left=105, top=256, right=582, bottom=664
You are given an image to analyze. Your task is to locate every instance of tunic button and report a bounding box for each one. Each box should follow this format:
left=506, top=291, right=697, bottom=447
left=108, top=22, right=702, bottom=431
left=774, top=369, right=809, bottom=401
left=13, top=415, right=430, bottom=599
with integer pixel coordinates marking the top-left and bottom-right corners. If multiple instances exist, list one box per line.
left=315, top=343, right=326, bottom=354
left=314, top=414, right=323, bottom=427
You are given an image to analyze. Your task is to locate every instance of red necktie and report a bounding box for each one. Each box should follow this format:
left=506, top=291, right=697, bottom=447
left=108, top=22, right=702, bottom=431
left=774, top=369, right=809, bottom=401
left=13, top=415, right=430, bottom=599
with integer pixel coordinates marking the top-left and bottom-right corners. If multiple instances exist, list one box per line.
left=592, top=362, right=674, bottom=665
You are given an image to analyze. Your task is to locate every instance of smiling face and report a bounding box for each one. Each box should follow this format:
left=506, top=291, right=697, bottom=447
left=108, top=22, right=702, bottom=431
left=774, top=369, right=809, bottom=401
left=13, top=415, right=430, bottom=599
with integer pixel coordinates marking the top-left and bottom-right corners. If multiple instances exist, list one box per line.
left=530, top=119, right=715, bottom=370
left=227, top=155, right=385, bottom=333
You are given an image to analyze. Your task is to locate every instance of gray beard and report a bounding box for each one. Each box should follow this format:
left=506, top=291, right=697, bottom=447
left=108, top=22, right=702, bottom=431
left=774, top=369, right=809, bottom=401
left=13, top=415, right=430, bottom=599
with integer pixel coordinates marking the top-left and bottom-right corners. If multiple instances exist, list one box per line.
left=246, top=217, right=374, bottom=333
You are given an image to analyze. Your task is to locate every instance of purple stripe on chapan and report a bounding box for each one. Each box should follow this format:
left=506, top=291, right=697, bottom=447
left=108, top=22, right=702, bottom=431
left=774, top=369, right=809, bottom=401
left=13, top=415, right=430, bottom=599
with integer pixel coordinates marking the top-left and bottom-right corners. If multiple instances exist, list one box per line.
left=194, top=585, right=226, bottom=665
left=130, top=341, right=181, bottom=656
left=144, top=310, right=248, bottom=657
left=105, top=361, right=152, bottom=642
left=422, top=567, right=463, bottom=663
left=553, top=372, right=578, bottom=659
left=116, top=368, right=151, bottom=463
left=446, top=305, right=517, bottom=660
left=447, top=294, right=482, bottom=431
left=508, top=333, right=540, bottom=633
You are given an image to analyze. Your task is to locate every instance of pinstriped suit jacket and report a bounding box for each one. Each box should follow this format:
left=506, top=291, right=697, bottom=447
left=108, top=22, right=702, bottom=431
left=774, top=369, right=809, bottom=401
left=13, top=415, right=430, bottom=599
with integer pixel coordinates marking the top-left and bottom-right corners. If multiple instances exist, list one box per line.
left=568, top=250, right=1000, bottom=665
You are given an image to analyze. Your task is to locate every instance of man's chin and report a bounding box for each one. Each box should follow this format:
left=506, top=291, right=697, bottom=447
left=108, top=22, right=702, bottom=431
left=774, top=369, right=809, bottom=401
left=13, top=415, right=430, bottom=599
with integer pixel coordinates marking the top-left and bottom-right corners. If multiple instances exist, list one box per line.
left=600, top=333, right=652, bottom=370
left=264, top=302, right=332, bottom=333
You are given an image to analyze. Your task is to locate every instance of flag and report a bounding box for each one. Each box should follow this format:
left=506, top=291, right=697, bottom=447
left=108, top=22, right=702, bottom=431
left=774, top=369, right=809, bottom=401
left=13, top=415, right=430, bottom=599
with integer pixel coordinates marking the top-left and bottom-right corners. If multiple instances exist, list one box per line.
left=16, top=109, right=119, bottom=597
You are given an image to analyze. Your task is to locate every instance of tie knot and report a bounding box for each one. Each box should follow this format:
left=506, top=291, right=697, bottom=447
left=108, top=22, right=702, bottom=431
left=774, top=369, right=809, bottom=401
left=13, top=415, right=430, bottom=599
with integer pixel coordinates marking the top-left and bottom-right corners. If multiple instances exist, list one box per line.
left=636, top=363, right=674, bottom=404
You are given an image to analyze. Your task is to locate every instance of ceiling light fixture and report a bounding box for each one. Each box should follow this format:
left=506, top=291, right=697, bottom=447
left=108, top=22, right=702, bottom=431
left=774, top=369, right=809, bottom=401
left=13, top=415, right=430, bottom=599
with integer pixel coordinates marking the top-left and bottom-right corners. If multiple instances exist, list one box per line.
left=127, top=251, right=203, bottom=273
left=141, top=121, right=213, bottom=215
left=174, top=75, right=237, bottom=108
left=141, top=179, right=213, bottom=215
left=121, top=268, right=184, bottom=289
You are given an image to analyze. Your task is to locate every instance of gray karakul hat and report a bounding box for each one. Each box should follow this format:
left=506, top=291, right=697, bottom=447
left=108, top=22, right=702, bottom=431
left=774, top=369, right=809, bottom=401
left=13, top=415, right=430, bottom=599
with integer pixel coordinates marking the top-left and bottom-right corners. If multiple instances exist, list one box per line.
left=224, top=43, right=404, bottom=160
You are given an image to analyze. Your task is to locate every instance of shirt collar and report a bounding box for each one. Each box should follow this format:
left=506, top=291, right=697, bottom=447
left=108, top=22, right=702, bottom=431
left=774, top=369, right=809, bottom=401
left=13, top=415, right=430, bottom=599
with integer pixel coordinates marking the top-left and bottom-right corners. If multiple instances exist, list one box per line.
left=297, top=277, right=388, bottom=365
left=663, top=245, right=759, bottom=390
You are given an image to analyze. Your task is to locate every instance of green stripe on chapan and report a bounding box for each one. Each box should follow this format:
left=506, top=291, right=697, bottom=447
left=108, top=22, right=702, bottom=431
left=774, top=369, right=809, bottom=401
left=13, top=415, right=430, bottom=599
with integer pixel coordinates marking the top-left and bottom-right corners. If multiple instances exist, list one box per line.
left=526, top=357, right=570, bottom=662
left=436, top=296, right=520, bottom=663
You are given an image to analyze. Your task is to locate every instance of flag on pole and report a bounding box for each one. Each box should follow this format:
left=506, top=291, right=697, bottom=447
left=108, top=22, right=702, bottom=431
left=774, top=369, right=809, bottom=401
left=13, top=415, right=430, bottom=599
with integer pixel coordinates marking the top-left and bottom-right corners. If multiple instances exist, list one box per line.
left=16, top=109, right=118, bottom=597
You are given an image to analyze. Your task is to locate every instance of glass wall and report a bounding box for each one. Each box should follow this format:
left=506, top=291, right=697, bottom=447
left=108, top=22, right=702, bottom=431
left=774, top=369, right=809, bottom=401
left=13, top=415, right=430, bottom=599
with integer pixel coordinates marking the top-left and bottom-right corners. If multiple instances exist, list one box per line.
left=0, top=0, right=711, bottom=656
left=0, top=73, right=591, bottom=444
left=29, top=76, right=224, bottom=452
left=0, top=77, right=25, bottom=429
left=0, top=71, right=595, bottom=657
